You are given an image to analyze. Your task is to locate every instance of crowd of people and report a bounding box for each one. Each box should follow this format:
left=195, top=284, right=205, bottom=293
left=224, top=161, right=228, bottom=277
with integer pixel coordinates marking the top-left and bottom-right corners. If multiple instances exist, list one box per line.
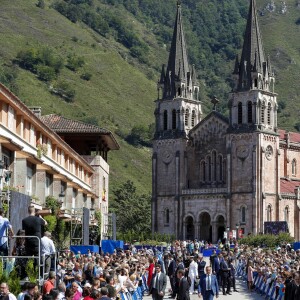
left=1, top=206, right=300, bottom=300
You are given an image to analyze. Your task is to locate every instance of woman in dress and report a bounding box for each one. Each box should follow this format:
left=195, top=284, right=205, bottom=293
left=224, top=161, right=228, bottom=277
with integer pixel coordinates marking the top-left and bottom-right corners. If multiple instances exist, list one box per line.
left=12, top=229, right=27, bottom=279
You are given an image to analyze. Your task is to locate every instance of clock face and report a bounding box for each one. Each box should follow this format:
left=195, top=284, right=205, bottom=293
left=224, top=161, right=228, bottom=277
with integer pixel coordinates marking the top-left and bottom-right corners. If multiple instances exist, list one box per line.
left=236, top=145, right=249, bottom=159
left=265, top=145, right=273, bottom=160
left=162, top=149, right=173, bottom=164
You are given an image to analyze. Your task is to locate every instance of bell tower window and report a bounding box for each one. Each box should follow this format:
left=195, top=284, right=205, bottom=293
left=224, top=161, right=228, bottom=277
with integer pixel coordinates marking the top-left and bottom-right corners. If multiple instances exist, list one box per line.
left=172, top=109, right=176, bottom=130
left=261, top=102, right=265, bottom=124
left=191, top=110, right=196, bottom=127
left=185, top=109, right=189, bottom=126
left=163, top=110, right=168, bottom=130
left=238, top=102, right=243, bottom=124
left=247, top=101, right=252, bottom=123
left=267, top=103, right=272, bottom=125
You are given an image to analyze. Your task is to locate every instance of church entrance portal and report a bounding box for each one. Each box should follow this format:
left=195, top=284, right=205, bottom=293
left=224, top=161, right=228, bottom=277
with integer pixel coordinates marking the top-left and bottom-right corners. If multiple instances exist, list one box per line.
left=185, top=216, right=194, bottom=240
left=199, top=212, right=212, bottom=242
left=216, top=215, right=225, bottom=241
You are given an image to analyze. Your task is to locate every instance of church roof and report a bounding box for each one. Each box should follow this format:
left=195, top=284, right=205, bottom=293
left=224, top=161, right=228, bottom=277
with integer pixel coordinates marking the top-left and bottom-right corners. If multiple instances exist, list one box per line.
left=189, top=110, right=229, bottom=134
left=167, top=1, right=190, bottom=85
left=280, top=178, right=300, bottom=194
left=278, top=129, right=300, bottom=143
left=235, top=0, right=271, bottom=91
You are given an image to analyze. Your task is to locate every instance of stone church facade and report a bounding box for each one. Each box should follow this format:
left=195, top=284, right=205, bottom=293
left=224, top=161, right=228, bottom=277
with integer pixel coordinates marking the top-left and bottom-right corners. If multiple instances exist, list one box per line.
left=152, top=0, right=300, bottom=242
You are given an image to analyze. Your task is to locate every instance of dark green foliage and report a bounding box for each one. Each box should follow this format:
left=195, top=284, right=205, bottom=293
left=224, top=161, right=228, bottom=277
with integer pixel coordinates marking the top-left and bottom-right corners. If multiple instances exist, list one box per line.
left=82, top=116, right=98, bottom=126
left=51, top=80, right=75, bottom=102
left=37, top=0, right=45, bottom=9
left=16, top=47, right=63, bottom=80
left=66, top=54, right=85, bottom=71
left=277, top=100, right=286, bottom=113
left=80, top=72, right=92, bottom=81
left=296, top=18, right=300, bottom=25
left=295, top=122, right=300, bottom=132
left=239, top=232, right=294, bottom=248
left=125, top=124, right=154, bottom=147
left=36, top=65, right=56, bottom=82
left=0, top=64, right=18, bottom=93
left=110, top=180, right=151, bottom=234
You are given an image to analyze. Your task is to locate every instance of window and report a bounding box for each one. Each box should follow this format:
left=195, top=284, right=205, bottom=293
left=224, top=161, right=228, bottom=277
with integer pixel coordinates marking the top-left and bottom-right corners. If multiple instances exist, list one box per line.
left=219, top=155, right=223, bottom=181
left=200, top=161, right=206, bottom=182
left=185, top=109, right=189, bottom=126
left=284, top=206, right=289, bottom=222
left=208, top=156, right=212, bottom=182
left=191, top=110, right=196, bottom=127
left=72, top=189, right=77, bottom=211
left=212, top=151, right=217, bottom=181
left=26, top=164, right=34, bottom=196
left=172, top=109, right=177, bottom=130
left=165, top=209, right=170, bottom=224
left=241, top=206, right=246, bottom=223
left=267, top=205, right=272, bottom=222
left=163, top=110, right=168, bottom=130
left=45, top=174, right=51, bottom=197
left=223, top=159, right=227, bottom=183
left=292, top=159, right=297, bottom=176
left=238, top=102, right=243, bottom=124
left=267, top=103, right=272, bottom=125
left=261, top=102, right=265, bottom=124
left=247, top=101, right=252, bottom=123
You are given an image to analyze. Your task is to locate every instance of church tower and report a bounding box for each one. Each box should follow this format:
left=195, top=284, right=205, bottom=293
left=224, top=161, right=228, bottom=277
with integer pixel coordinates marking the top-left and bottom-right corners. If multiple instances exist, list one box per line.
left=152, top=1, right=202, bottom=236
left=228, top=0, right=279, bottom=235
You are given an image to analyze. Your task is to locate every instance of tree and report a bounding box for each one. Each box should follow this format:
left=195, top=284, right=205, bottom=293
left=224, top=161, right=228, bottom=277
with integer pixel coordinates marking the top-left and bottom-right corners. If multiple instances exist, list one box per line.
left=110, top=181, right=151, bottom=234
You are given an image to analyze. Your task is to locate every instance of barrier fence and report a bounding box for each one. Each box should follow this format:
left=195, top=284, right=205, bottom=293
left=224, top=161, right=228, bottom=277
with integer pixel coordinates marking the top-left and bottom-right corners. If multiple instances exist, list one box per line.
left=236, top=261, right=285, bottom=300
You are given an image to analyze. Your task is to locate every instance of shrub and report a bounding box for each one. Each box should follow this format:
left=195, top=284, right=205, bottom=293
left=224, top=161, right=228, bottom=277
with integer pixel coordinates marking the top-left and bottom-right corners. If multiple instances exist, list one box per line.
left=80, top=72, right=92, bottom=81
left=51, top=80, right=76, bottom=102
left=36, top=65, right=56, bottom=82
left=66, top=54, right=85, bottom=71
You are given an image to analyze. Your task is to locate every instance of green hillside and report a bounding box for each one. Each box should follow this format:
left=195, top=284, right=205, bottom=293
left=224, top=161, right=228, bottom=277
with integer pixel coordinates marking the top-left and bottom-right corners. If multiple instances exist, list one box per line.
left=0, top=0, right=299, bottom=196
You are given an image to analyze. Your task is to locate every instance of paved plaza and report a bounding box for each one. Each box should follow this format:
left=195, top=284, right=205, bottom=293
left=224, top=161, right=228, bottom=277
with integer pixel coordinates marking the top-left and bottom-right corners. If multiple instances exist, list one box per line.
left=144, top=278, right=263, bottom=300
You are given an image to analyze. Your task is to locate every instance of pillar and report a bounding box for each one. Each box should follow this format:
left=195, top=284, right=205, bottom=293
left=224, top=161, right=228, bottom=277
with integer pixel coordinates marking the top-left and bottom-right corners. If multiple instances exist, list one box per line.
left=211, top=221, right=217, bottom=243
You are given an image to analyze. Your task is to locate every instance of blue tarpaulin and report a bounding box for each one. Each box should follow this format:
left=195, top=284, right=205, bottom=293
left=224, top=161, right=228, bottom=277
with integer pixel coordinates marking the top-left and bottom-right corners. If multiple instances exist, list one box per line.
left=101, top=240, right=124, bottom=254
left=70, top=245, right=99, bottom=255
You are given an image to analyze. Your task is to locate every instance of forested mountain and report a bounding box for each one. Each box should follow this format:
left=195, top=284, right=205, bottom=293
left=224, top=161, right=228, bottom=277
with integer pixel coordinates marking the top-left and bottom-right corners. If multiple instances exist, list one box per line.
left=0, top=0, right=299, bottom=196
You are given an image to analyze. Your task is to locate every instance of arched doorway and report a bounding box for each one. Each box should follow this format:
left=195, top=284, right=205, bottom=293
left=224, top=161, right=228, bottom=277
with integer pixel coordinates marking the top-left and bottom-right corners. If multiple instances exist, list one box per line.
left=199, top=212, right=212, bottom=242
left=185, top=216, right=194, bottom=240
left=216, top=215, right=225, bottom=241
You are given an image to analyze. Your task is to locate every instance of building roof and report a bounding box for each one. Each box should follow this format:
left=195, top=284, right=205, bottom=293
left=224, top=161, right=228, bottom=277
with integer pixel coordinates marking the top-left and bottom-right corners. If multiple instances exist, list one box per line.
left=40, top=114, right=119, bottom=150
left=278, top=129, right=300, bottom=144
left=280, top=178, right=300, bottom=194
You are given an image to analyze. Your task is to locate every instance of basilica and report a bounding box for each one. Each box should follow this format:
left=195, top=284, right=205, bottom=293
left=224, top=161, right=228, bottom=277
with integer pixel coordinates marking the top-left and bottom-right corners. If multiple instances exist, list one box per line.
left=152, top=0, right=300, bottom=242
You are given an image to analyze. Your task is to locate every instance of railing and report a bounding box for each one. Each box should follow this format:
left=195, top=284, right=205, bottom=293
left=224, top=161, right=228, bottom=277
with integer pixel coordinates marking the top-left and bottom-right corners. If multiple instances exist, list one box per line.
left=0, top=235, right=56, bottom=285
left=236, top=261, right=284, bottom=300
left=182, top=188, right=228, bottom=195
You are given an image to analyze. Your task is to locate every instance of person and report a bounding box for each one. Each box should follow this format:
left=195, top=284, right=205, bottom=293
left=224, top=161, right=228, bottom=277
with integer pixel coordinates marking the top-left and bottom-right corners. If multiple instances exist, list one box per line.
left=212, top=253, right=222, bottom=288
left=197, top=255, right=206, bottom=278
left=42, top=271, right=56, bottom=295
left=0, top=282, right=17, bottom=300
left=149, top=264, right=167, bottom=300
left=177, top=269, right=190, bottom=300
left=70, top=282, right=82, bottom=300
left=188, top=256, right=198, bottom=294
left=146, top=257, right=155, bottom=289
left=220, top=255, right=231, bottom=295
left=247, top=261, right=255, bottom=291
left=12, top=229, right=27, bottom=279
left=228, top=258, right=238, bottom=292
left=285, top=271, right=299, bottom=300
left=22, top=206, right=47, bottom=257
left=167, top=254, right=177, bottom=298
left=0, top=208, right=14, bottom=256
left=99, top=287, right=110, bottom=300
left=198, top=266, right=219, bottom=300
left=41, top=231, right=56, bottom=275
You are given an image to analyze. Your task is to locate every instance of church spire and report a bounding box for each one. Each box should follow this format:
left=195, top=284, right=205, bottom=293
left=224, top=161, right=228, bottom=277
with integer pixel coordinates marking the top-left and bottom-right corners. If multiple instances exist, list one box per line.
left=233, top=0, right=273, bottom=92
left=159, top=1, right=198, bottom=100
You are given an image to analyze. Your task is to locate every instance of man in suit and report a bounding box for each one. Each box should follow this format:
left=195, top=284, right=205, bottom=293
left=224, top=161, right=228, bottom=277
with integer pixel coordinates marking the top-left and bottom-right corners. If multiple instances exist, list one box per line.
left=198, top=266, right=219, bottom=300
left=150, top=263, right=167, bottom=300
left=220, top=255, right=231, bottom=295
left=168, top=254, right=177, bottom=298
left=172, top=257, right=185, bottom=299
left=177, top=269, right=190, bottom=300
left=285, top=271, right=300, bottom=300
left=213, top=253, right=222, bottom=288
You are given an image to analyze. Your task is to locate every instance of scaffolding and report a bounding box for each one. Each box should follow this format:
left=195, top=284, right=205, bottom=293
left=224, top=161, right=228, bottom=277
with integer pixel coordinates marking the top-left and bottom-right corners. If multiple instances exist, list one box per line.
left=70, top=208, right=83, bottom=245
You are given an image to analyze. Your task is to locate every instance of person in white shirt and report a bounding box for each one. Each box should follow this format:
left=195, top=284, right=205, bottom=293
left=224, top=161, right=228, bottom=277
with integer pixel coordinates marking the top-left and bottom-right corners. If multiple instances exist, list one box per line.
left=0, top=282, right=17, bottom=300
left=188, top=257, right=198, bottom=294
left=41, top=231, right=56, bottom=275
left=0, top=208, right=14, bottom=256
